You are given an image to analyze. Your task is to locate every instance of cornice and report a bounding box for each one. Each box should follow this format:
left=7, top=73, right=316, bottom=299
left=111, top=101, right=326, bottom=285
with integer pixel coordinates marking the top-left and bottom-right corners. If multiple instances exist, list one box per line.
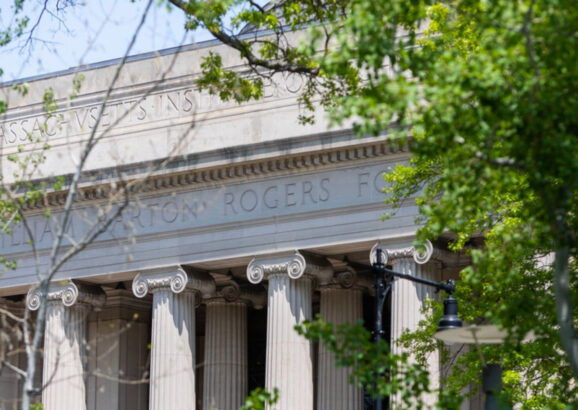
left=22, top=138, right=407, bottom=211
left=27, top=281, right=106, bottom=310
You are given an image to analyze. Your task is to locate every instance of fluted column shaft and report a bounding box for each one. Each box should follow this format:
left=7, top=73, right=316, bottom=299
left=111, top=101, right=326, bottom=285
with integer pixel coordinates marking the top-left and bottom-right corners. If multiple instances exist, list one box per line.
left=391, top=257, right=441, bottom=403
left=202, top=300, right=247, bottom=410
left=149, top=289, right=197, bottom=410
left=317, top=288, right=363, bottom=410
left=265, top=274, right=313, bottom=410
left=43, top=301, right=89, bottom=410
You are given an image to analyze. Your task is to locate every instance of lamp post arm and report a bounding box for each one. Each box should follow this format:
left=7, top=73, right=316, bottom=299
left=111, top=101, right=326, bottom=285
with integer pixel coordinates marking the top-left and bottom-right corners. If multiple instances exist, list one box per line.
left=378, top=266, right=456, bottom=295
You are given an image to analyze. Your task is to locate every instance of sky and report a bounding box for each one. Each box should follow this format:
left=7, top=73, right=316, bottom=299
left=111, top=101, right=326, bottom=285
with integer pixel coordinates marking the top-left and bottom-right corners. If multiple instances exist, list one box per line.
left=0, top=0, right=213, bottom=82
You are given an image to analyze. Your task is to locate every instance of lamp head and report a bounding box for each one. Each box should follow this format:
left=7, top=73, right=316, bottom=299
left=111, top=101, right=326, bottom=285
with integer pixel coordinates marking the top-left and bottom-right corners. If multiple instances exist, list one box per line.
left=436, top=294, right=462, bottom=333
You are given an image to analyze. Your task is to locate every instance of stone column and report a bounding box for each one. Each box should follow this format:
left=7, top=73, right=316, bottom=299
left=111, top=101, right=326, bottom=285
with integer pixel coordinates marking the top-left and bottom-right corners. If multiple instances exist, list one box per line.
left=202, top=282, right=265, bottom=410
left=132, top=267, right=215, bottom=410
left=317, top=269, right=364, bottom=410
left=27, top=281, right=106, bottom=410
left=247, top=251, right=332, bottom=410
left=86, top=289, right=152, bottom=410
left=203, top=298, right=246, bottom=410
left=373, top=241, right=442, bottom=406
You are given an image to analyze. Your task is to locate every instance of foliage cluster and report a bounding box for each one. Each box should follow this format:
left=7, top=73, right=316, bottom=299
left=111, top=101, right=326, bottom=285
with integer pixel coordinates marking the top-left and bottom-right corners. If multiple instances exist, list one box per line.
left=0, top=0, right=577, bottom=407
left=164, top=0, right=578, bottom=406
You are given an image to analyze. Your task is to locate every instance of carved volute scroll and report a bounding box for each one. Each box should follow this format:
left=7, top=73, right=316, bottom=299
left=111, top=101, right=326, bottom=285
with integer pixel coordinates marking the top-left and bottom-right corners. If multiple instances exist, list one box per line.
left=246, top=250, right=333, bottom=284
left=206, top=279, right=267, bottom=309
left=132, top=266, right=216, bottom=299
left=26, top=281, right=106, bottom=311
left=317, top=266, right=374, bottom=296
left=335, top=269, right=357, bottom=289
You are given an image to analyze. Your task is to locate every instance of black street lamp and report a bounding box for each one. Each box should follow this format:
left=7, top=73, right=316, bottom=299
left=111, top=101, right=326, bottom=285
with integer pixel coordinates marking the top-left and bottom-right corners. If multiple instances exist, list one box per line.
left=368, top=245, right=508, bottom=410
left=369, top=246, right=462, bottom=410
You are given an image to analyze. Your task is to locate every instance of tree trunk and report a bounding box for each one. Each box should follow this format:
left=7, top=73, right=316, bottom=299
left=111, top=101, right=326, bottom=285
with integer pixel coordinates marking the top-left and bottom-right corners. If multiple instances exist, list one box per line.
left=553, top=246, right=578, bottom=380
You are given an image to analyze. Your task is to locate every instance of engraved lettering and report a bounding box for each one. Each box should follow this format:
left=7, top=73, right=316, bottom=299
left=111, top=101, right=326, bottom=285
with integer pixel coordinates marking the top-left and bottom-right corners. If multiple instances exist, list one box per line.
left=240, top=189, right=258, bottom=212
left=8, top=122, right=18, bottom=143
left=137, top=101, right=147, bottom=120
left=31, top=118, right=43, bottom=138
left=224, top=192, right=237, bottom=215
left=19, top=119, right=29, bottom=140
left=147, top=203, right=158, bottom=226
left=131, top=206, right=144, bottom=228
left=161, top=201, right=178, bottom=223
left=88, top=107, right=99, bottom=129
left=101, top=107, right=111, bottom=127
left=166, top=93, right=179, bottom=113
left=0, top=87, right=246, bottom=146
left=181, top=200, right=203, bottom=220
left=74, top=109, right=89, bottom=131
left=374, top=170, right=387, bottom=193
left=121, top=100, right=135, bottom=123
left=263, top=186, right=279, bottom=209
left=45, top=117, right=57, bottom=137
left=285, top=183, right=297, bottom=207
left=301, top=180, right=317, bottom=204
left=358, top=172, right=370, bottom=197
left=319, top=178, right=330, bottom=202
left=182, top=90, right=194, bottom=112
left=284, top=72, right=304, bottom=94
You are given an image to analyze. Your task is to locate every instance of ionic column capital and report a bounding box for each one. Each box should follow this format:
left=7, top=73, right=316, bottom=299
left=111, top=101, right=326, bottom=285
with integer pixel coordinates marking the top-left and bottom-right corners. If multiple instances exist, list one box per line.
left=246, top=250, right=333, bottom=284
left=370, top=240, right=438, bottom=265
left=132, top=266, right=216, bottom=299
left=370, top=239, right=470, bottom=267
left=27, top=281, right=106, bottom=311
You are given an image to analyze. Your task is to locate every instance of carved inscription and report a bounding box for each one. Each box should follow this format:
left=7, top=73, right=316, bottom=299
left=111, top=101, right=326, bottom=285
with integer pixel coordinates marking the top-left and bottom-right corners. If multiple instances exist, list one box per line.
left=224, top=178, right=330, bottom=215
left=0, top=165, right=392, bottom=253
left=0, top=89, right=197, bottom=146
left=0, top=72, right=305, bottom=147
left=357, top=170, right=391, bottom=196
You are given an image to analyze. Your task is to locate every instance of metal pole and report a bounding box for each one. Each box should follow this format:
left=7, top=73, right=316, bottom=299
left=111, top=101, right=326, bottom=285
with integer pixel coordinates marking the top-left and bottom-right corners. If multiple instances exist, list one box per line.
left=370, top=248, right=457, bottom=409
left=373, top=249, right=390, bottom=410
left=483, top=364, right=502, bottom=410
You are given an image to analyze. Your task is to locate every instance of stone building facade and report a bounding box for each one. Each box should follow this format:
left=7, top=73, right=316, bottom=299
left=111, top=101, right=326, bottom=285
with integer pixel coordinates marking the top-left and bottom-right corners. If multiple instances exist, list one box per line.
left=0, top=39, right=473, bottom=410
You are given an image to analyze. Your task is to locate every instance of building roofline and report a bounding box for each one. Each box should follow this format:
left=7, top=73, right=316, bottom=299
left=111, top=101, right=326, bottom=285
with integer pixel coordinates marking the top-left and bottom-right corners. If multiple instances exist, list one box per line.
left=1, top=28, right=276, bottom=86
